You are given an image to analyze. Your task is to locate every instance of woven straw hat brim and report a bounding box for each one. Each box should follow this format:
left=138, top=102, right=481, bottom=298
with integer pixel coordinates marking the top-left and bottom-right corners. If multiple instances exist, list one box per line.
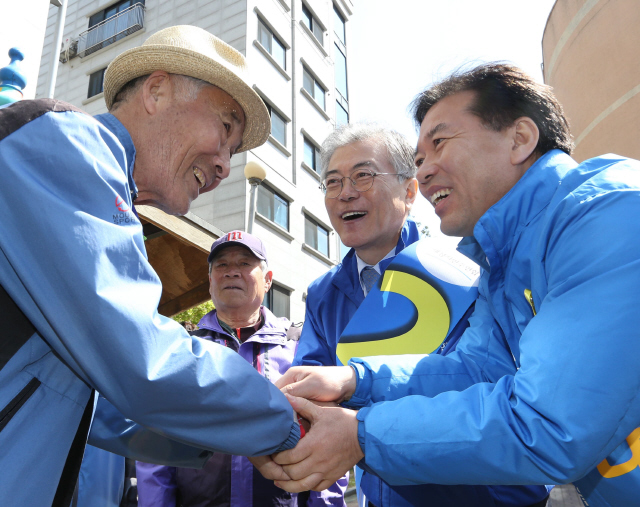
left=104, top=45, right=270, bottom=152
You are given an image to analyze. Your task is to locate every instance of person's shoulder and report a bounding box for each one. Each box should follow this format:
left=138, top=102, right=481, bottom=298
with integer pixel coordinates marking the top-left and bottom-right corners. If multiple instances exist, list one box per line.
left=564, top=154, right=640, bottom=203
left=306, top=257, right=353, bottom=299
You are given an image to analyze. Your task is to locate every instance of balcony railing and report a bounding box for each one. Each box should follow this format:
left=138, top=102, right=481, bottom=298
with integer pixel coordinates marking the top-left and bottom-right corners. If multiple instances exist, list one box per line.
left=77, top=3, right=145, bottom=58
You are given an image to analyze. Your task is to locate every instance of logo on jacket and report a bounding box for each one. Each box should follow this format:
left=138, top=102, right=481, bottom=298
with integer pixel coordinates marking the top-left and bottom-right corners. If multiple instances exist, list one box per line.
left=116, top=195, right=130, bottom=212
left=113, top=194, right=137, bottom=225
left=597, top=427, right=640, bottom=479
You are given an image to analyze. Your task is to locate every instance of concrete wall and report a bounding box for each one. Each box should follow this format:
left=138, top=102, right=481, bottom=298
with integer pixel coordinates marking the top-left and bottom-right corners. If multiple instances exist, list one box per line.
left=542, top=0, right=640, bottom=161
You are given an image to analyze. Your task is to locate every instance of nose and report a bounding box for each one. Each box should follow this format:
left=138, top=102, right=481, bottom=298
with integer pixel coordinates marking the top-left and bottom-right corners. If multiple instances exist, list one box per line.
left=416, top=160, right=437, bottom=184
left=224, top=266, right=240, bottom=277
left=213, top=151, right=231, bottom=182
left=337, top=177, right=359, bottom=200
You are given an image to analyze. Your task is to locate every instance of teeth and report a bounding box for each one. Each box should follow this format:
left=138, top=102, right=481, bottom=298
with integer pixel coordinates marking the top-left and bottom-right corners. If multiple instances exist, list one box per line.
left=342, top=211, right=367, bottom=220
left=193, top=167, right=206, bottom=189
left=430, top=189, right=451, bottom=205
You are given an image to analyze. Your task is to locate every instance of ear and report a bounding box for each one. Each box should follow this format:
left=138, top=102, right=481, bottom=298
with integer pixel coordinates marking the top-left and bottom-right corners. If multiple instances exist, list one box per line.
left=140, top=71, right=172, bottom=115
left=510, top=117, right=539, bottom=166
left=404, top=178, right=418, bottom=211
left=264, top=270, right=273, bottom=292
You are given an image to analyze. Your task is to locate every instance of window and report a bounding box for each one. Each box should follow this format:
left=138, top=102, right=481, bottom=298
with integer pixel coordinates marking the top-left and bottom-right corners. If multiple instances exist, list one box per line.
left=334, top=6, right=346, bottom=45
left=266, top=103, right=287, bottom=146
left=301, top=4, right=323, bottom=44
left=302, top=67, right=326, bottom=110
left=88, top=0, right=142, bottom=28
left=258, top=184, right=289, bottom=230
left=88, top=68, right=106, bottom=98
left=263, top=284, right=290, bottom=319
left=258, top=18, right=286, bottom=69
left=303, top=137, right=321, bottom=174
left=336, top=102, right=349, bottom=125
left=305, top=215, right=329, bottom=257
left=79, top=0, right=145, bottom=58
left=334, top=45, right=348, bottom=101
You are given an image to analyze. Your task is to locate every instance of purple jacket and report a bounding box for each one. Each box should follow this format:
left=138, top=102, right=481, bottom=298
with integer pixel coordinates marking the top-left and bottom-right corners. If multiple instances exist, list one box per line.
left=137, top=307, right=348, bottom=507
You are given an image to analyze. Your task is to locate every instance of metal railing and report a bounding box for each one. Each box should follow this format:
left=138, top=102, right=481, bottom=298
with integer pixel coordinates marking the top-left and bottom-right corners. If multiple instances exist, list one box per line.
left=77, top=3, right=145, bottom=58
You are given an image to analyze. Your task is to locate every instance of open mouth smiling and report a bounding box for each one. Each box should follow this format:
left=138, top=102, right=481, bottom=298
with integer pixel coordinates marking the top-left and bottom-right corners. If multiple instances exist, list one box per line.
left=341, top=211, right=367, bottom=221
left=430, top=188, right=452, bottom=206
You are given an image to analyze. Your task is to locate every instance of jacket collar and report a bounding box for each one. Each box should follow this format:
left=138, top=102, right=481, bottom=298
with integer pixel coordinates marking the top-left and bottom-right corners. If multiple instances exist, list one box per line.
left=94, top=113, right=138, bottom=199
left=457, top=150, right=577, bottom=273
left=198, top=306, right=289, bottom=344
left=332, top=218, right=421, bottom=303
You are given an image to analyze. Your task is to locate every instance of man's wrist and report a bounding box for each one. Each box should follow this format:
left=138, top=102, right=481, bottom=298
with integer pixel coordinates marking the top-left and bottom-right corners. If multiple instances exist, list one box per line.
left=340, top=365, right=358, bottom=402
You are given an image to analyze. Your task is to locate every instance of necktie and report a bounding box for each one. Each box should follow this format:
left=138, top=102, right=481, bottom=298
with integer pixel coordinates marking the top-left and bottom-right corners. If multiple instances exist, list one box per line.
left=361, top=266, right=380, bottom=294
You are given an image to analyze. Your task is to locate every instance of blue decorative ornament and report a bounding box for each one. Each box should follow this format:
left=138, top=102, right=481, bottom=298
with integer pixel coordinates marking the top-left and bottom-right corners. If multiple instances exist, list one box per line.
left=0, top=47, right=27, bottom=105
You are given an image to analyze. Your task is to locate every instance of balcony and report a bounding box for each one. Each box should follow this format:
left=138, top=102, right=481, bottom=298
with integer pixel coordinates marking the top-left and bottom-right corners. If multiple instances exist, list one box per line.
left=77, top=3, right=145, bottom=58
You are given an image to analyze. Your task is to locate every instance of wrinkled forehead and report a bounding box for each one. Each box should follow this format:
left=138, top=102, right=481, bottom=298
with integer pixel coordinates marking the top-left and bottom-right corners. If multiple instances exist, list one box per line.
left=210, top=244, right=259, bottom=262
left=326, top=139, right=388, bottom=176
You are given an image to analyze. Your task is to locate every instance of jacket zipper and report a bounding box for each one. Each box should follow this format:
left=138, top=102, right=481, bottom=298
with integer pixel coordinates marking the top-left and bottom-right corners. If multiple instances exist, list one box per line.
left=0, top=377, right=41, bottom=432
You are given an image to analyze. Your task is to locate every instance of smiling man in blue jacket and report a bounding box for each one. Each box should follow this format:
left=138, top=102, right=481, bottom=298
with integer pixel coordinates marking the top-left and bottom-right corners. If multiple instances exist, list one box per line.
left=291, top=123, right=549, bottom=507
left=273, top=64, right=640, bottom=507
left=0, top=26, right=297, bottom=506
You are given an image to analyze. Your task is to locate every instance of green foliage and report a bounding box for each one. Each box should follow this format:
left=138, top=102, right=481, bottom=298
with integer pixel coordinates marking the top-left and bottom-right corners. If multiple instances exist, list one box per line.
left=171, top=300, right=214, bottom=326
left=412, top=220, right=431, bottom=238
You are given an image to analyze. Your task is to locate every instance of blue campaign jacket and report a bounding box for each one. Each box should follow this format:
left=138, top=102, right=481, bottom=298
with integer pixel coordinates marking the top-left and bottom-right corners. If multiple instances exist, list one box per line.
left=294, top=219, right=548, bottom=506
left=347, top=151, right=640, bottom=507
left=0, top=100, right=298, bottom=506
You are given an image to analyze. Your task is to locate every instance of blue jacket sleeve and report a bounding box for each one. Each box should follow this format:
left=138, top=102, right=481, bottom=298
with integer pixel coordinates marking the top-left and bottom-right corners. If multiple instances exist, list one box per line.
left=293, top=287, right=337, bottom=367
left=346, top=189, right=640, bottom=487
left=88, top=395, right=212, bottom=467
left=0, top=110, right=298, bottom=457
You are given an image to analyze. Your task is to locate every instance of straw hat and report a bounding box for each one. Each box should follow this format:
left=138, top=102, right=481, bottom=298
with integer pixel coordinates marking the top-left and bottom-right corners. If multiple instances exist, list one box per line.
left=103, top=25, right=270, bottom=152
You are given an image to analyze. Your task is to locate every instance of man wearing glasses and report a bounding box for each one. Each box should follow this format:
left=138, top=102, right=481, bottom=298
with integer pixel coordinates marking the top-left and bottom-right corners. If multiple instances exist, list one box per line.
left=291, top=123, right=548, bottom=507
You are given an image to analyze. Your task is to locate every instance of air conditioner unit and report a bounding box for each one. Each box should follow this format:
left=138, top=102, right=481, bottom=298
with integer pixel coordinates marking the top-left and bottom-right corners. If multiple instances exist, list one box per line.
left=59, top=37, right=78, bottom=63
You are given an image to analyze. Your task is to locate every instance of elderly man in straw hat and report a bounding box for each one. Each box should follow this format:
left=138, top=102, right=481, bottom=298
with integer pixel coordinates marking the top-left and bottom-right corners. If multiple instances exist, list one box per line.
left=0, top=26, right=295, bottom=506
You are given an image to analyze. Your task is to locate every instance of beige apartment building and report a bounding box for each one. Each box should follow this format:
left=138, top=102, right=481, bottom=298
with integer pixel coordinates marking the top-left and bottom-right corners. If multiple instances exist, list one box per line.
left=542, top=0, right=640, bottom=162
left=37, top=0, right=354, bottom=321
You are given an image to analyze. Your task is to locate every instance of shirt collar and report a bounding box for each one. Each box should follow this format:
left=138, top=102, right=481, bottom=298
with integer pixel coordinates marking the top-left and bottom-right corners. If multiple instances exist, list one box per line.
left=355, top=247, right=395, bottom=296
left=457, top=150, right=577, bottom=272
left=94, top=112, right=138, bottom=200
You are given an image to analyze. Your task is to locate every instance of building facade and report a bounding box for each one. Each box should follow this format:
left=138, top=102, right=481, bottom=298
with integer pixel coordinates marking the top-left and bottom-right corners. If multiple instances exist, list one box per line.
left=36, top=0, right=354, bottom=321
left=542, top=0, right=640, bottom=162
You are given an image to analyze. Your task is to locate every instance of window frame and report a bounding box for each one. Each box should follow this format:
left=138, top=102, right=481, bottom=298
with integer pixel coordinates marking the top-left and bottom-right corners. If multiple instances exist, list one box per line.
left=88, top=0, right=144, bottom=28
left=333, top=5, right=346, bottom=46
left=264, top=103, right=288, bottom=147
left=302, top=66, right=326, bottom=110
left=304, top=214, right=330, bottom=257
left=257, top=17, right=286, bottom=70
left=303, top=136, right=322, bottom=174
left=257, top=183, right=290, bottom=231
left=87, top=68, right=107, bottom=98
left=263, top=282, right=291, bottom=319
left=301, top=3, right=324, bottom=45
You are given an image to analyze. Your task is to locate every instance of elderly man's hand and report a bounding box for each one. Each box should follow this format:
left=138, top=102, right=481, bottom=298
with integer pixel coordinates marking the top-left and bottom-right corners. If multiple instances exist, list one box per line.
left=275, top=366, right=357, bottom=404
left=272, top=394, right=363, bottom=493
left=248, top=455, right=291, bottom=481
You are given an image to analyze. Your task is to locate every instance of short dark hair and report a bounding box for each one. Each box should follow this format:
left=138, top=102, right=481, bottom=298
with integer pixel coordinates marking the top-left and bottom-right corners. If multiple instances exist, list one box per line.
left=411, top=63, right=574, bottom=156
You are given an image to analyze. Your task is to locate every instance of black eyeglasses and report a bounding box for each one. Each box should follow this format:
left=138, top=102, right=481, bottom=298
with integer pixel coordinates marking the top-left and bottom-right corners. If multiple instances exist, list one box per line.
left=320, top=168, right=397, bottom=199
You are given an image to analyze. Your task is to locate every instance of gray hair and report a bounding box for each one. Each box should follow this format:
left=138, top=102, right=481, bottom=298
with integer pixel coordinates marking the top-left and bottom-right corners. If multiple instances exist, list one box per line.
left=109, top=74, right=212, bottom=111
left=320, top=123, right=417, bottom=181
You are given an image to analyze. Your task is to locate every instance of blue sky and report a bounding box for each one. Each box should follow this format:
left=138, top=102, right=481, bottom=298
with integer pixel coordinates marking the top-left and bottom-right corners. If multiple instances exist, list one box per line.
left=348, top=0, right=557, bottom=239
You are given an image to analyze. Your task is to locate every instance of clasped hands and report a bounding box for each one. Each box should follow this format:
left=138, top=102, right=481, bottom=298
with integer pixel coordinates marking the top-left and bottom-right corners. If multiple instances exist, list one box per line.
left=248, top=366, right=365, bottom=493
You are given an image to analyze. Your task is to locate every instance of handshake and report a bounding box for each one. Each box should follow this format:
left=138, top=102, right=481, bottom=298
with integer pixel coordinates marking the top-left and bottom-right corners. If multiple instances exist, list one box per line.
left=249, top=365, right=365, bottom=493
